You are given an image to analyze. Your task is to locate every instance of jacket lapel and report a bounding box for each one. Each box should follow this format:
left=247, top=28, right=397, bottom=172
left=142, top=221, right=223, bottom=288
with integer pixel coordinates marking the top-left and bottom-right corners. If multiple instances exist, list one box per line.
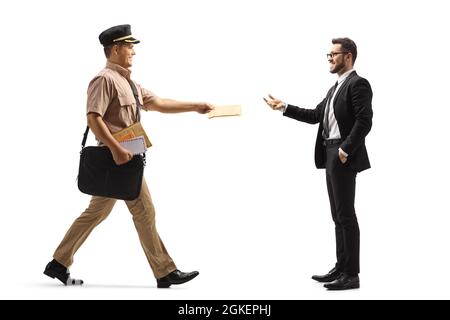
left=332, top=71, right=357, bottom=105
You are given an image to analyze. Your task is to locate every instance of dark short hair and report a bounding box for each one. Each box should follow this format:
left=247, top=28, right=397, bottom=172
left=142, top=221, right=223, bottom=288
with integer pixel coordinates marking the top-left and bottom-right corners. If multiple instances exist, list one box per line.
left=103, top=41, right=126, bottom=58
left=332, top=38, right=357, bottom=64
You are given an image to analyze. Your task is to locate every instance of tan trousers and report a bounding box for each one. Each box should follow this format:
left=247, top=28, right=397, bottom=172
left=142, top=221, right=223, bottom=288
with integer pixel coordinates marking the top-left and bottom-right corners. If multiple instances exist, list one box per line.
left=53, top=178, right=177, bottom=279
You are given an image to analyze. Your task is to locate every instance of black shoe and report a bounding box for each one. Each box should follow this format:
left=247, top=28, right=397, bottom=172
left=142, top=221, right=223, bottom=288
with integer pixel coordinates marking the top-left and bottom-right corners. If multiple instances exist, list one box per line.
left=312, top=267, right=342, bottom=283
left=43, top=259, right=84, bottom=286
left=324, top=273, right=359, bottom=290
left=157, top=269, right=199, bottom=288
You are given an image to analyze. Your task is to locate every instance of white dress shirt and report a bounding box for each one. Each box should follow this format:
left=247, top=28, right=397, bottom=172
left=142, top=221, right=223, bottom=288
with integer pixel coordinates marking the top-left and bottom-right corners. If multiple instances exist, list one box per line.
left=324, top=68, right=354, bottom=141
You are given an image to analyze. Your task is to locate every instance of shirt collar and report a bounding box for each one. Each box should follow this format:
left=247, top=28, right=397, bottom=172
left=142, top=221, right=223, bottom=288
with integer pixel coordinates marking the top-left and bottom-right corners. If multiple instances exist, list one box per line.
left=337, top=68, right=354, bottom=84
left=106, top=61, right=131, bottom=79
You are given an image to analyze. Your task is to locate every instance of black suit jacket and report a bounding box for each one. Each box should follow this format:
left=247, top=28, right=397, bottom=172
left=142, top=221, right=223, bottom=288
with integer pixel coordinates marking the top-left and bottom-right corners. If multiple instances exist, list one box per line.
left=284, top=71, right=373, bottom=172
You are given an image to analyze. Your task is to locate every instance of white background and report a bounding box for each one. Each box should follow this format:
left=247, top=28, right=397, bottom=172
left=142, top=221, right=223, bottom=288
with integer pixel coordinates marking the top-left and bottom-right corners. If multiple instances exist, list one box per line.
left=0, top=0, right=449, bottom=300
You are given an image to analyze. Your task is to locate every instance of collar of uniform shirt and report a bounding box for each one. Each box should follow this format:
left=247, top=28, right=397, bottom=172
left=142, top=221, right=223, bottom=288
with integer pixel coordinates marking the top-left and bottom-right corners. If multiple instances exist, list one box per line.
left=106, top=61, right=131, bottom=79
left=337, top=68, right=354, bottom=85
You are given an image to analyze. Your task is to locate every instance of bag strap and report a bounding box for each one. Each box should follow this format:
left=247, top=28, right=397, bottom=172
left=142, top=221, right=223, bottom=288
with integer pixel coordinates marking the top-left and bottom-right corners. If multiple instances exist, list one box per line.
left=81, top=125, right=90, bottom=149
left=127, top=79, right=142, bottom=122
left=126, top=79, right=146, bottom=165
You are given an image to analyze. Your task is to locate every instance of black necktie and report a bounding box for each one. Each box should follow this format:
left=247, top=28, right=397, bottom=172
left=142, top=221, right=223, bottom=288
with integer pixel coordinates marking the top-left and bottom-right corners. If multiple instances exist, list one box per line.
left=323, top=81, right=339, bottom=139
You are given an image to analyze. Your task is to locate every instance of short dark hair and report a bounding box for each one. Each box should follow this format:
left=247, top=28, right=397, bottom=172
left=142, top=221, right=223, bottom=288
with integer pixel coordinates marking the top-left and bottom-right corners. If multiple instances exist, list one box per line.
left=332, top=37, right=357, bottom=64
left=103, top=42, right=126, bottom=58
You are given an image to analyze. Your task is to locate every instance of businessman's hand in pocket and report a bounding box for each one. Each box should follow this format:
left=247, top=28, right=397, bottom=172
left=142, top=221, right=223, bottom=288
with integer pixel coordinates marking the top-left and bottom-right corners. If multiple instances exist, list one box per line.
left=338, top=149, right=348, bottom=164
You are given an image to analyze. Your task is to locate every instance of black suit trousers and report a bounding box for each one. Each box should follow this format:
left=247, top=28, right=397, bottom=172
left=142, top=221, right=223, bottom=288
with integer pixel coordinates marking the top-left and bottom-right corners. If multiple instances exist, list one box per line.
left=325, top=144, right=360, bottom=275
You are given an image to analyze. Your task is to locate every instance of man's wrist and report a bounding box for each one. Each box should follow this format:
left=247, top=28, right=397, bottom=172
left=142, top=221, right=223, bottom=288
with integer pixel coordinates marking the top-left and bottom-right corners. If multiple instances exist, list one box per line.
left=194, top=102, right=206, bottom=112
left=279, top=102, right=287, bottom=113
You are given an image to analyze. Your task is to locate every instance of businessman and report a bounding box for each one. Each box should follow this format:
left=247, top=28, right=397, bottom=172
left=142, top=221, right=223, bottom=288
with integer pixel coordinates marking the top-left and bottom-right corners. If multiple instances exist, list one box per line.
left=264, top=38, right=373, bottom=290
left=44, top=24, right=214, bottom=288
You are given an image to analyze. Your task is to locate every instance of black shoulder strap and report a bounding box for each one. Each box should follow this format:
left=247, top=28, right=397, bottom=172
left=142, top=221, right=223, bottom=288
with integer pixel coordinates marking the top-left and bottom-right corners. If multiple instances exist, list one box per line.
left=126, top=79, right=147, bottom=164
left=81, top=125, right=90, bottom=149
left=127, top=79, right=142, bottom=122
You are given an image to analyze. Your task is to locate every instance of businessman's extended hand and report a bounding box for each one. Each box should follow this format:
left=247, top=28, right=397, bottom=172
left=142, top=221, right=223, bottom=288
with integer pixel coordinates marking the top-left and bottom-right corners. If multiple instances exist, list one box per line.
left=263, top=94, right=285, bottom=110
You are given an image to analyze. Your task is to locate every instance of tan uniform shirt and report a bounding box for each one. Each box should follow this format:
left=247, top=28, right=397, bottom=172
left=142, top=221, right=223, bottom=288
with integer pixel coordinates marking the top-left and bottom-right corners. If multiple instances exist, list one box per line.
left=86, top=62, right=158, bottom=134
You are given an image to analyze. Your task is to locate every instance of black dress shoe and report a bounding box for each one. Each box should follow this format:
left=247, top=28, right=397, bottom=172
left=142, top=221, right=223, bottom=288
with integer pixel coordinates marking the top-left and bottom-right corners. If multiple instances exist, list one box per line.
left=312, top=267, right=342, bottom=283
left=324, top=273, right=359, bottom=290
left=157, top=269, right=199, bottom=288
left=43, top=259, right=83, bottom=286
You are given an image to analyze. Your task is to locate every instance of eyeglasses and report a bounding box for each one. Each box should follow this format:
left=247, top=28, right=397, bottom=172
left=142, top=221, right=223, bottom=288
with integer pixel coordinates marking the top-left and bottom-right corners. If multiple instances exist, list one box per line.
left=326, top=51, right=349, bottom=59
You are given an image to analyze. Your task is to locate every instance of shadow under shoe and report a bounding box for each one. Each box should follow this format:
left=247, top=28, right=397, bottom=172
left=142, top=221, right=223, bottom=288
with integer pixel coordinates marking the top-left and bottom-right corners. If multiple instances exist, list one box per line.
left=157, top=269, right=199, bottom=288
left=312, top=267, right=343, bottom=283
left=43, top=259, right=84, bottom=286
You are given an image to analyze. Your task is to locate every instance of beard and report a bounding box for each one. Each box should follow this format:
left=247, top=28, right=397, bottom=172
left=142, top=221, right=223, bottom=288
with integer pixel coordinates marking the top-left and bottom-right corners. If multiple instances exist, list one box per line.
left=330, top=60, right=345, bottom=74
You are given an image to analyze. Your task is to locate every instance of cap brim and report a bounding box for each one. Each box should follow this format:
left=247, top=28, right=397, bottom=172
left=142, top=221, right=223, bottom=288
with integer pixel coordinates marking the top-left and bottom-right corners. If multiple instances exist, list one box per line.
left=124, top=37, right=140, bottom=44
left=112, top=34, right=140, bottom=44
